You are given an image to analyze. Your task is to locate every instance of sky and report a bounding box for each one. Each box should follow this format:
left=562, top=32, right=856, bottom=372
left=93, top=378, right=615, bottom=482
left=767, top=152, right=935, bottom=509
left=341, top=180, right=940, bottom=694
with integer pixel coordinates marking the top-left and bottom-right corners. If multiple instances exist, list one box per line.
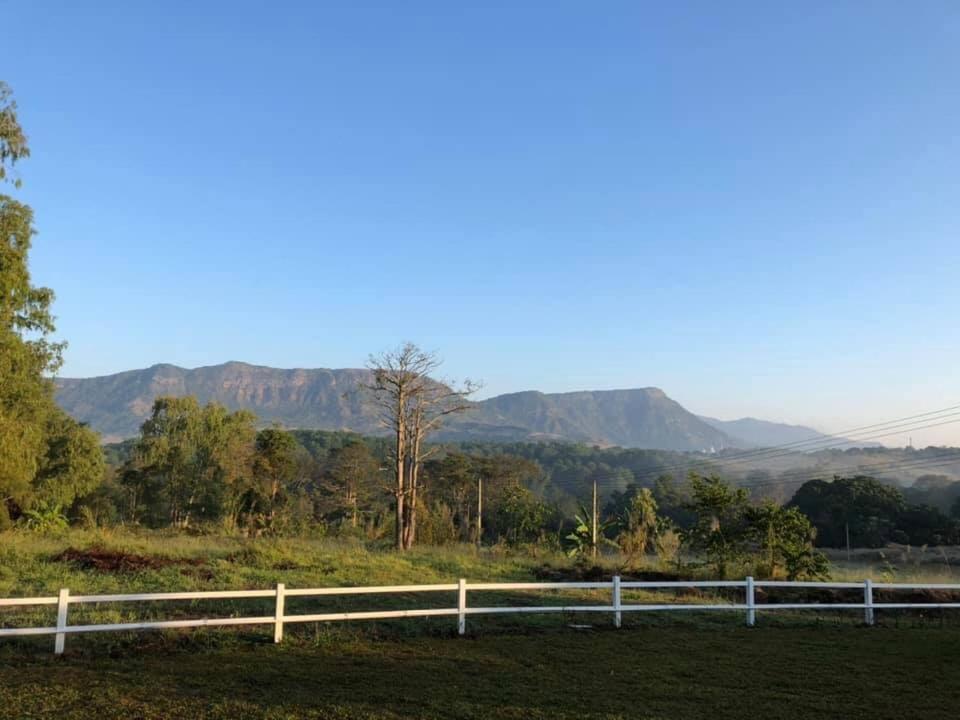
left=4, top=1, right=960, bottom=446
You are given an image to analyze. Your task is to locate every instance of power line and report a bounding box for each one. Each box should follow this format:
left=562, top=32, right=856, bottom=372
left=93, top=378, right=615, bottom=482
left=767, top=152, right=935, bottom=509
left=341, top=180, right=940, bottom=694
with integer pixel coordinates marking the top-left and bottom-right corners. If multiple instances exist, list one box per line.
left=574, top=415, right=960, bottom=491
left=711, top=410, right=960, bottom=461
left=564, top=450, right=960, bottom=498
left=710, top=403, right=960, bottom=457
left=564, top=449, right=960, bottom=496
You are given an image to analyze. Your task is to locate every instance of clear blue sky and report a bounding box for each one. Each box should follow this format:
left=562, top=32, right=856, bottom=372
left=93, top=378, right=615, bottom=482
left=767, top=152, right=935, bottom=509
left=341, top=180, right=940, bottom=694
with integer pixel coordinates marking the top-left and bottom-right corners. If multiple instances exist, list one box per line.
left=5, top=1, right=960, bottom=444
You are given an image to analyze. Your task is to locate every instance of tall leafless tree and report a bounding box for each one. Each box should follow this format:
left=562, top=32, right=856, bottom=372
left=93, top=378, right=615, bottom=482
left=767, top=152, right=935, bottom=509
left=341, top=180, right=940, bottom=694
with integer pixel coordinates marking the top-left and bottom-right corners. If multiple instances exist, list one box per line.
left=365, top=342, right=478, bottom=550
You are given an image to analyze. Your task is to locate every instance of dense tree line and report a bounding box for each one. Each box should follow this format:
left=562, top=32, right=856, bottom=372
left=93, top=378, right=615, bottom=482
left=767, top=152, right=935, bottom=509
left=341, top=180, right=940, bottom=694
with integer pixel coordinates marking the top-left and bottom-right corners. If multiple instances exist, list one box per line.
left=95, top=398, right=551, bottom=545
left=89, top=403, right=832, bottom=577
left=789, top=475, right=960, bottom=548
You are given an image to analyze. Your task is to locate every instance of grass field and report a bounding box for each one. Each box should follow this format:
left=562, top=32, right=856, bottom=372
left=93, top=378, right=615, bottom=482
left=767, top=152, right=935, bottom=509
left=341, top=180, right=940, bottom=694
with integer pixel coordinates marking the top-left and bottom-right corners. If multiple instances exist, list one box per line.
left=3, top=624, right=960, bottom=719
left=3, top=531, right=960, bottom=718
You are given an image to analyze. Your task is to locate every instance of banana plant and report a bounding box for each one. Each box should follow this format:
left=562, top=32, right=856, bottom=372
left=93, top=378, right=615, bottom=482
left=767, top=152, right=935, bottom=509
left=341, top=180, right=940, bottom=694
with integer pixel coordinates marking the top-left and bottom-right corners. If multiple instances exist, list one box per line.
left=22, top=501, right=69, bottom=533
left=565, top=504, right=619, bottom=558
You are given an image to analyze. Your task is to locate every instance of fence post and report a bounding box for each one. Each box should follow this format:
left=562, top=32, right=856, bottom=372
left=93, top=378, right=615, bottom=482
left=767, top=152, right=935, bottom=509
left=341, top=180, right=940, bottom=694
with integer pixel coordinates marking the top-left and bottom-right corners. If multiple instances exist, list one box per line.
left=54, top=588, right=69, bottom=655
left=745, top=576, right=755, bottom=627
left=274, top=583, right=286, bottom=643
left=457, top=578, right=467, bottom=636
left=613, top=576, right=622, bottom=628
left=864, top=579, right=874, bottom=626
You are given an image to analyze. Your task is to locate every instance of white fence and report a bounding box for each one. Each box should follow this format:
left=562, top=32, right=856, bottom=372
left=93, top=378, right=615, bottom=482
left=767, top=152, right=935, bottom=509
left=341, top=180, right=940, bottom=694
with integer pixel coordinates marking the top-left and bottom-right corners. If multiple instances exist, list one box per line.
left=3, top=577, right=960, bottom=654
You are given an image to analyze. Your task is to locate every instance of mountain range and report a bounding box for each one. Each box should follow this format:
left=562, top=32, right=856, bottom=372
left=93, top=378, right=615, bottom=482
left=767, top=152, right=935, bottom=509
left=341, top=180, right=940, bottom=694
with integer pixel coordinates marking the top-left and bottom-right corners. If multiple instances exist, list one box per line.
left=54, top=361, right=868, bottom=451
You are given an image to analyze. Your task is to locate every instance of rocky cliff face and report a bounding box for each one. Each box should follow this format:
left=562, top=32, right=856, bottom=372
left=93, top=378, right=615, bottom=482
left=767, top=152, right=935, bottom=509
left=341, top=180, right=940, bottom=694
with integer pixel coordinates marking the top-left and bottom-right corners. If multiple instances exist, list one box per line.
left=56, top=362, right=740, bottom=451
left=55, top=362, right=381, bottom=441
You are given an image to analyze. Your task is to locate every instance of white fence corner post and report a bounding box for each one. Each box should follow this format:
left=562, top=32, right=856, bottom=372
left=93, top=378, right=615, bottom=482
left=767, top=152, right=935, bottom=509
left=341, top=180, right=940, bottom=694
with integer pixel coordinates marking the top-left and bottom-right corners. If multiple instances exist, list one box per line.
left=613, top=576, right=622, bottom=628
left=54, top=588, right=70, bottom=655
left=274, top=583, right=286, bottom=643
left=457, top=578, right=467, bottom=636
left=864, top=579, right=874, bottom=626
left=745, top=576, right=755, bottom=627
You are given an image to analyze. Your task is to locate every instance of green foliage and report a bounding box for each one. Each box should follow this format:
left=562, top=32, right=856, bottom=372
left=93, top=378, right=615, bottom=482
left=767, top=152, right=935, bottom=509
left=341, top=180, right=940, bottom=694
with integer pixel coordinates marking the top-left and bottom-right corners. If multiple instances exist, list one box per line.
left=0, top=82, right=29, bottom=186
left=904, top=474, right=960, bottom=515
left=34, top=410, right=106, bottom=507
left=680, top=474, right=831, bottom=579
left=616, top=488, right=660, bottom=562
left=564, top=503, right=617, bottom=558
left=0, top=82, right=103, bottom=519
left=21, top=500, right=68, bottom=533
left=744, top=502, right=829, bottom=580
left=789, top=475, right=960, bottom=548
left=423, top=452, right=477, bottom=542
left=681, top=474, right=750, bottom=576
left=416, top=500, right=459, bottom=546
left=789, top=476, right=905, bottom=548
left=240, top=427, right=308, bottom=535
left=318, top=440, right=382, bottom=530
left=292, top=429, right=391, bottom=466
left=495, top=484, right=549, bottom=546
left=124, top=397, right=257, bottom=528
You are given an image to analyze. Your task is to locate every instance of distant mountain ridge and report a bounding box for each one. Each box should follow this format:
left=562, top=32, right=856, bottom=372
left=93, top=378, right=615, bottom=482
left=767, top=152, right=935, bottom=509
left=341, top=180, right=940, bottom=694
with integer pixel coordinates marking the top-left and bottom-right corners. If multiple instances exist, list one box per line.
left=54, top=361, right=861, bottom=451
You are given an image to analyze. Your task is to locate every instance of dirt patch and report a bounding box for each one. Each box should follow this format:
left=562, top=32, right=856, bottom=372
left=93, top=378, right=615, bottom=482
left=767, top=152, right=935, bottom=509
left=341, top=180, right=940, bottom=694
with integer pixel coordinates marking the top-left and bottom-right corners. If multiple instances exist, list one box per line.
left=532, top=564, right=685, bottom=583
left=532, top=564, right=609, bottom=582
left=53, top=547, right=207, bottom=573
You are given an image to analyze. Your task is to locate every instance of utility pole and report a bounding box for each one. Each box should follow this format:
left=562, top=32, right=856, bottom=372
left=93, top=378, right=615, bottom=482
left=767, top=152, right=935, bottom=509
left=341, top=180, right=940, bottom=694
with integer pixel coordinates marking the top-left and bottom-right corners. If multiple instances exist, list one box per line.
left=476, top=476, right=483, bottom=547
left=592, top=479, right=598, bottom=559
left=845, top=521, right=851, bottom=563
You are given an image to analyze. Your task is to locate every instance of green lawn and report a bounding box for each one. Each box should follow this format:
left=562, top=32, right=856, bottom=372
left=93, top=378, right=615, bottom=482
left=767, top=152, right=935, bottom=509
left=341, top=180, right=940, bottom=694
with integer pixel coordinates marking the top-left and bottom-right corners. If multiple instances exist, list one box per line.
left=2, top=624, right=959, bottom=719
left=3, top=531, right=960, bottom=718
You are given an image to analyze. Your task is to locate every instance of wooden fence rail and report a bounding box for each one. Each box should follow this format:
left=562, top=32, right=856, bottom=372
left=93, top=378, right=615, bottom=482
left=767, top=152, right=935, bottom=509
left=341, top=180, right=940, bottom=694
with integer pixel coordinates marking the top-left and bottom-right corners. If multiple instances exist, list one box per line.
left=2, top=577, right=960, bottom=654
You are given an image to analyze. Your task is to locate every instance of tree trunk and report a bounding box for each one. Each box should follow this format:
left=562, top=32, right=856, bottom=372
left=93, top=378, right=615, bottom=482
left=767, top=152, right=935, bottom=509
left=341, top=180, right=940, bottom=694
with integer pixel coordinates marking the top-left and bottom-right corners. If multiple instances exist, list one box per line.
left=395, top=420, right=406, bottom=550
left=403, top=427, right=423, bottom=550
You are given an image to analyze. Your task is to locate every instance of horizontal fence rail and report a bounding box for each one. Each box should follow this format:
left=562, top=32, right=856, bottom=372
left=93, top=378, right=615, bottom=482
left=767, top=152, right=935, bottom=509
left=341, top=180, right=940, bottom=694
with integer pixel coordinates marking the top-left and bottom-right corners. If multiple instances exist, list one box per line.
left=2, top=577, right=960, bottom=654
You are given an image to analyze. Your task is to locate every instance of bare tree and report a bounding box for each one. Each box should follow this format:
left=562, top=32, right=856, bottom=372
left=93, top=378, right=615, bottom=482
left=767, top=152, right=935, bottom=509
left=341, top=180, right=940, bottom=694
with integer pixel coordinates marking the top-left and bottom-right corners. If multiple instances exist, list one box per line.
left=365, top=342, right=478, bottom=550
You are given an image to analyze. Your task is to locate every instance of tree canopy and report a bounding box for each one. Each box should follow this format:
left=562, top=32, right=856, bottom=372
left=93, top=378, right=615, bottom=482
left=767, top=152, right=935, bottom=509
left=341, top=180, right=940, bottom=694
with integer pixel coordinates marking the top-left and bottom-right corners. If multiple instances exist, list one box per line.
left=0, top=81, right=104, bottom=526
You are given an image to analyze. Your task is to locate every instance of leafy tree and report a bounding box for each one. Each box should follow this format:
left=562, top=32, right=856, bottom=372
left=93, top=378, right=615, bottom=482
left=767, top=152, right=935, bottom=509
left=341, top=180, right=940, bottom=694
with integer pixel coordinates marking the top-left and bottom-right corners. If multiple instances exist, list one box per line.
left=788, top=476, right=906, bottom=548
left=682, top=474, right=750, bottom=576
left=34, top=412, right=106, bottom=507
left=744, top=502, right=829, bottom=580
left=70, top=468, right=128, bottom=528
left=416, top=500, right=459, bottom=545
left=0, top=81, right=85, bottom=523
left=616, top=488, right=660, bottom=563
left=125, top=397, right=256, bottom=528
left=495, top=484, right=549, bottom=546
left=896, top=504, right=960, bottom=546
left=318, top=440, right=380, bottom=529
left=291, top=430, right=391, bottom=467
left=651, top=475, right=696, bottom=527
left=423, top=452, right=477, bottom=541
left=904, top=475, right=960, bottom=516
left=238, top=427, right=307, bottom=534
left=0, top=83, right=29, bottom=186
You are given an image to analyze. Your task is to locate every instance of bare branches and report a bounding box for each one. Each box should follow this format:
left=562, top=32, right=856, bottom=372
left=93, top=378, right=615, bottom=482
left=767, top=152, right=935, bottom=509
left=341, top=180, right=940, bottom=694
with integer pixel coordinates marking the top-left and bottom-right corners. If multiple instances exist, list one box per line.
left=363, top=342, right=479, bottom=549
